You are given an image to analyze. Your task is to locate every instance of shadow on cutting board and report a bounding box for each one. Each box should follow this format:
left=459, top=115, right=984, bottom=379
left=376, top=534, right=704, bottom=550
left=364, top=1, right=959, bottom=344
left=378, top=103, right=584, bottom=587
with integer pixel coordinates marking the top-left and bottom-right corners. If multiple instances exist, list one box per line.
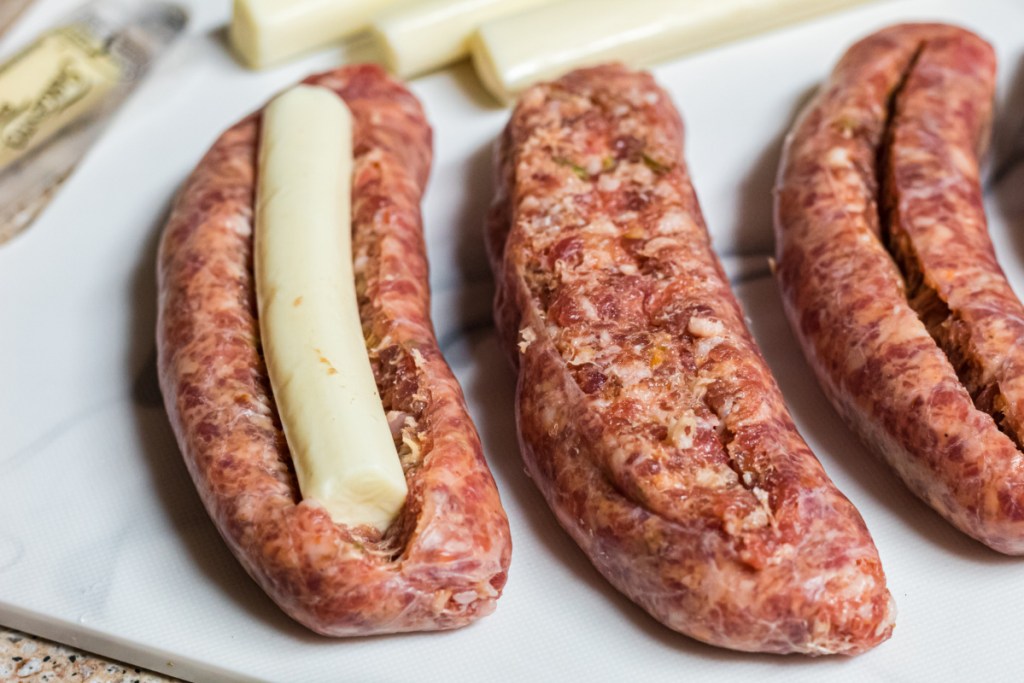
left=718, top=84, right=817, bottom=260
left=450, top=60, right=503, bottom=111
left=442, top=139, right=500, bottom=350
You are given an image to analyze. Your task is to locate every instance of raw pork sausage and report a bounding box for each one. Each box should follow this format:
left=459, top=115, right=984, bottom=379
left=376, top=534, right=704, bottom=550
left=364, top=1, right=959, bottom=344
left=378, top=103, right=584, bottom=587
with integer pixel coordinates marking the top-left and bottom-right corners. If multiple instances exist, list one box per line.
left=488, top=64, right=894, bottom=654
left=774, top=24, right=1024, bottom=554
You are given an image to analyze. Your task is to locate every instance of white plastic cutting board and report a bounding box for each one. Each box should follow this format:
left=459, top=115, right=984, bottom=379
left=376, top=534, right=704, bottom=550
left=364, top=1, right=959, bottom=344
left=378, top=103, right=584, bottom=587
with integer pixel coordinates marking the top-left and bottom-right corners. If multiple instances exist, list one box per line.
left=2, top=0, right=1024, bottom=681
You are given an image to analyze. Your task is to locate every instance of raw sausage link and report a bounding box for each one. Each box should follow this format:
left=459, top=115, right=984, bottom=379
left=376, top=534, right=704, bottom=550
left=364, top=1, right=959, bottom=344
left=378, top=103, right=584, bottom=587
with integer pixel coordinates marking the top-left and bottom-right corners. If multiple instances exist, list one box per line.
left=774, top=24, right=1024, bottom=553
left=488, top=64, right=894, bottom=655
left=157, top=65, right=511, bottom=635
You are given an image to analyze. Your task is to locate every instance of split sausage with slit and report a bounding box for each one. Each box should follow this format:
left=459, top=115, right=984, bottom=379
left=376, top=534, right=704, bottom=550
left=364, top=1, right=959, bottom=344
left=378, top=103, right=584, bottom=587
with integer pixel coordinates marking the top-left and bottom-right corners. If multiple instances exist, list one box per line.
left=775, top=24, right=1024, bottom=553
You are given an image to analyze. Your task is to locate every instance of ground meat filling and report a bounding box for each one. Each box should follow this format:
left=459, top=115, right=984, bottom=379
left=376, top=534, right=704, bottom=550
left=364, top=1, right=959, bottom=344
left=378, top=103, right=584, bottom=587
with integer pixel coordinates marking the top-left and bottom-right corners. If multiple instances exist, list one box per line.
left=517, top=85, right=775, bottom=542
left=359, top=222, right=430, bottom=557
left=877, top=40, right=1022, bottom=450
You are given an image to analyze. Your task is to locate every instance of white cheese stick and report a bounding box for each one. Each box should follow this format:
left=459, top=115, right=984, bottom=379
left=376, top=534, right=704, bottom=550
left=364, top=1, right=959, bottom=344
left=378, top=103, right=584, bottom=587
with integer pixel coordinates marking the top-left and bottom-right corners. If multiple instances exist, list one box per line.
left=470, top=0, right=880, bottom=102
left=230, top=0, right=400, bottom=69
left=370, top=0, right=548, bottom=78
left=255, top=85, right=408, bottom=532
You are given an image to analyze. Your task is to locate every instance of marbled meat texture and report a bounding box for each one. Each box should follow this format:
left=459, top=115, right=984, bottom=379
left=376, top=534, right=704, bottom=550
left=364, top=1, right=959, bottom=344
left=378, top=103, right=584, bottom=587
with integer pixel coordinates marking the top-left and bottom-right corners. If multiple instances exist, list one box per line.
left=157, top=65, right=511, bottom=635
left=775, top=23, right=1024, bottom=554
left=487, top=64, right=894, bottom=655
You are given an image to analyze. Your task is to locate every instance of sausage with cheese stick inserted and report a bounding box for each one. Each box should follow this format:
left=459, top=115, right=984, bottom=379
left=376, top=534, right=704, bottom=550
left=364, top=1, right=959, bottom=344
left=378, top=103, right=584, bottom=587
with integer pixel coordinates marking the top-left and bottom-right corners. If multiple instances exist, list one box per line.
left=157, top=65, right=511, bottom=635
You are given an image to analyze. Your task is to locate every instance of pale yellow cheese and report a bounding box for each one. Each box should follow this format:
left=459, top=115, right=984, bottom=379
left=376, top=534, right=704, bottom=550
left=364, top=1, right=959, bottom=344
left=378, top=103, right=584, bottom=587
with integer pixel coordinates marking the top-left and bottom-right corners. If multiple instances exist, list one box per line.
left=254, top=85, right=408, bottom=532
left=470, top=0, right=880, bottom=103
left=370, top=0, right=549, bottom=78
left=230, top=0, right=400, bottom=69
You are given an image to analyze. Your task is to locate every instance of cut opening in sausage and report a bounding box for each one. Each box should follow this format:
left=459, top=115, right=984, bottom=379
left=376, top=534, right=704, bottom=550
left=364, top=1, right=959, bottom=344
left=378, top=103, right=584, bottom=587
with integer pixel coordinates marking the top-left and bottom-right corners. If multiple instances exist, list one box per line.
left=877, top=36, right=1024, bottom=451
left=517, top=112, right=782, bottom=562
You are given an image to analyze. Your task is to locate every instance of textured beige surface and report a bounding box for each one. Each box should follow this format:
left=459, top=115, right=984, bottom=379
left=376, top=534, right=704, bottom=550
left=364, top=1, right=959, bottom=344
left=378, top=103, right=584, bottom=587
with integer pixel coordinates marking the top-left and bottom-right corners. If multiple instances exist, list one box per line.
left=0, top=628, right=176, bottom=682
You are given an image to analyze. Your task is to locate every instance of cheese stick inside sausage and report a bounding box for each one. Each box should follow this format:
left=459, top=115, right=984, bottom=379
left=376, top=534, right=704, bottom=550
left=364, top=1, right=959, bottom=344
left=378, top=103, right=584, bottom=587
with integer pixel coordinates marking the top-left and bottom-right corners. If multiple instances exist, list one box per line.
left=254, top=85, right=408, bottom=532
left=470, top=0, right=878, bottom=103
left=370, top=0, right=549, bottom=78
left=230, top=0, right=400, bottom=69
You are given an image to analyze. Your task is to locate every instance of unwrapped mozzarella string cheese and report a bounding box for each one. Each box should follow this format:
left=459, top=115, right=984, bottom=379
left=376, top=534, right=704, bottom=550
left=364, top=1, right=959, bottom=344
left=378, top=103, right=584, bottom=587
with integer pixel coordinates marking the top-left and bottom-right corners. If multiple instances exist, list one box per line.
left=470, top=0, right=880, bottom=102
left=231, top=0, right=878, bottom=106
left=230, top=0, right=402, bottom=68
left=370, top=0, right=549, bottom=78
left=255, top=85, right=408, bottom=532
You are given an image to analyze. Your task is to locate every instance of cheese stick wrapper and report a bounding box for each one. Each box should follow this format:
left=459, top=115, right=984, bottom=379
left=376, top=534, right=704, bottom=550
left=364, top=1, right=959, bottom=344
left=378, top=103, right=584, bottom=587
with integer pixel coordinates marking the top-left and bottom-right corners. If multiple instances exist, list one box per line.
left=0, top=1, right=187, bottom=245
